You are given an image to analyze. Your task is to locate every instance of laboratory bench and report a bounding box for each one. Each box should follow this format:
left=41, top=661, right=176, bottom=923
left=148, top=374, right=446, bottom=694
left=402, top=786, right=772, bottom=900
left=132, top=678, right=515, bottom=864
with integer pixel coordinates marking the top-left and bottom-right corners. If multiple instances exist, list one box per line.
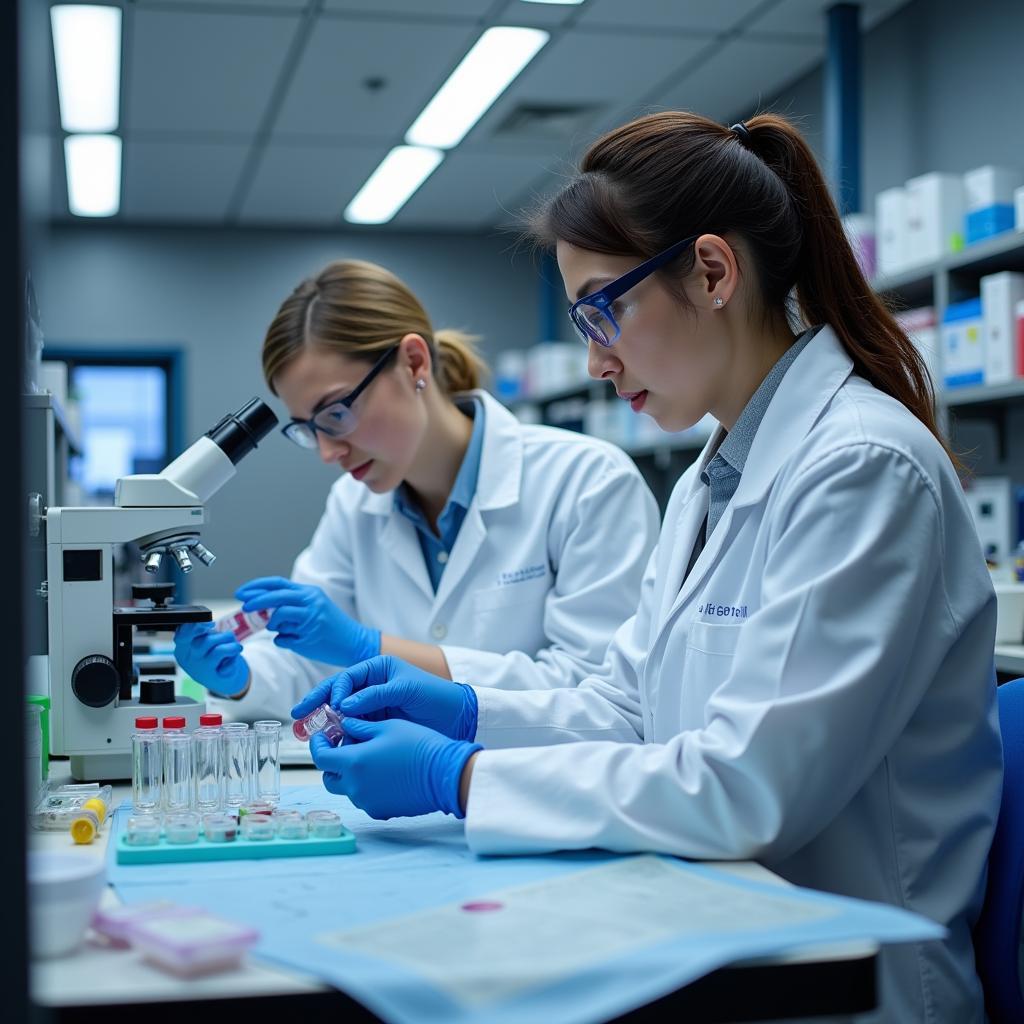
left=30, top=763, right=879, bottom=1024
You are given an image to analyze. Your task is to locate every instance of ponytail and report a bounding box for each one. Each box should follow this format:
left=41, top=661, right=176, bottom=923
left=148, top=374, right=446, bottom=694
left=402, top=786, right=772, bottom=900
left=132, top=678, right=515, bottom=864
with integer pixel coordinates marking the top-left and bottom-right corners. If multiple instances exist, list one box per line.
left=534, top=110, right=958, bottom=471
left=433, top=329, right=487, bottom=395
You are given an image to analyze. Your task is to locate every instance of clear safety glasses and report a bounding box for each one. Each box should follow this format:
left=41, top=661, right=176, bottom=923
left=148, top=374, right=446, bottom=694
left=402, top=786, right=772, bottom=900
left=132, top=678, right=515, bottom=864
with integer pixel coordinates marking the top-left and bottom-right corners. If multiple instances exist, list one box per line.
left=568, top=234, right=699, bottom=347
left=281, top=343, right=400, bottom=450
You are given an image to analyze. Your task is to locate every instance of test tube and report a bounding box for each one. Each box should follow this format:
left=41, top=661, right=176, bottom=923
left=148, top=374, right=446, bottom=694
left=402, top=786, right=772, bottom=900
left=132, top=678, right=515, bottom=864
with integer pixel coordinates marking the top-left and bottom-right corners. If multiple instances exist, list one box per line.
left=163, top=731, right=192, bottom=814
left=131, top=716, right=161, bottom=814
left=213, top=607, right=271, bottom=642
left=292, top=703, right=344, bottom=746
left=254, top=720, right=282, bottom=806
left=192, top=712, right=224, bottom=813
left=222, top=723, right=255, bottom=807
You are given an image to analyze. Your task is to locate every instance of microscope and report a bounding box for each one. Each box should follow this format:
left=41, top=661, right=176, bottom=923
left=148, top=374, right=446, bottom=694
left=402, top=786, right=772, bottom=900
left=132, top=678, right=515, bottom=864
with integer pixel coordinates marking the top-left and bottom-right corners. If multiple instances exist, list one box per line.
left=44, top=398, right=278, bottom=780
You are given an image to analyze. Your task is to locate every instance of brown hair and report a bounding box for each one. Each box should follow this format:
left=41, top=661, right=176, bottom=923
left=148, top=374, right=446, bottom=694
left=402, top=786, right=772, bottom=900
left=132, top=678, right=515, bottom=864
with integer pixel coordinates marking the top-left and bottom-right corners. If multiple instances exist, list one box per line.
left=262, top=259, right=486, bottom=397
left=532, top=110, right=956, bottom=467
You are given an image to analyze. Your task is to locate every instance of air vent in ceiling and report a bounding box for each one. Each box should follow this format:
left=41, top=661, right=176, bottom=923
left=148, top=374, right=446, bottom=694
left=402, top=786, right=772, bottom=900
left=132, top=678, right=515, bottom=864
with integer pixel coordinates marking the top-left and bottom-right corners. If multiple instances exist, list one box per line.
left=495, top=103, right=602, bottom=139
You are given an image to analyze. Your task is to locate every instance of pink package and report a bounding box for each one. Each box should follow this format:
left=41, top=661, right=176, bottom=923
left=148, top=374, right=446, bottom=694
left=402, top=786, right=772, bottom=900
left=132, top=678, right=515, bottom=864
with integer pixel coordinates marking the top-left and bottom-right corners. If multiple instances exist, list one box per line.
left=126, top=910, right=259, bottom=977
left=91, top=901, right=196, bottom=948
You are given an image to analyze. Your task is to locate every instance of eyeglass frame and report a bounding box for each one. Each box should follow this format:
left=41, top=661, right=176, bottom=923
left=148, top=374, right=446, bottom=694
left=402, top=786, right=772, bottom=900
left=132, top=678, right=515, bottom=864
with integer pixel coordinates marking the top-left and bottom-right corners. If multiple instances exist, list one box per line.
left=280, top=342, right=401, bottom=449
left=568, top=233, right=700, bottom=347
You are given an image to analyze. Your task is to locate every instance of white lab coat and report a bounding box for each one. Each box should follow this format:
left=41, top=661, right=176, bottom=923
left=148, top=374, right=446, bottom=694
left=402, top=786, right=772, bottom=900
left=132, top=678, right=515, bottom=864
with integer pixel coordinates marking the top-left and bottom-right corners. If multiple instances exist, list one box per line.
left=215, top=390, right=659, bottom=722
left=464, top=328, right=1002, bottom=1023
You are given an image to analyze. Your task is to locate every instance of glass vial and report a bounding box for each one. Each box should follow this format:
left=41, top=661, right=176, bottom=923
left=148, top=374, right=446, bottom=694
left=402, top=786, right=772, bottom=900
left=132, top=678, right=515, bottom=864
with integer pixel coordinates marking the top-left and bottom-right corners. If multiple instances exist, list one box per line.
left=292, top=703, right=344, bottom=746
left=222, top=722, right=255, bottom=808
left=213, top=607, right=271, bottom=642
left=192, top=712, right=224, bottom=813
left=162, top=731, right=192, bottom=814
left=131, top=716, right=161, bottom=814
left=254, top=720, right=282, bottom=807
left=165, top=811, right=201, bottom=845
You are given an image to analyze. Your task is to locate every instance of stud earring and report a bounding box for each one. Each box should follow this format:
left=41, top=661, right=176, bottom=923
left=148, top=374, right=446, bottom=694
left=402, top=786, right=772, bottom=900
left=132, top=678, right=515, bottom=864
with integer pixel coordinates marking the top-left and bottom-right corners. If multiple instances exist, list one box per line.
left=415, top=378, right=427, bottom=392
left=713, top=297, right=724, bottom=307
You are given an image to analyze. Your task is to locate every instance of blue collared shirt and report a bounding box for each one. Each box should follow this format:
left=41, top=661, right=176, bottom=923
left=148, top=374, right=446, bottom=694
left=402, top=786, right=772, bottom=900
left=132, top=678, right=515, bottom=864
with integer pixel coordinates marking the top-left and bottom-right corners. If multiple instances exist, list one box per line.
left=701, top=326, right=820, bottom=539
left=394, top=397, right=485, bottom=592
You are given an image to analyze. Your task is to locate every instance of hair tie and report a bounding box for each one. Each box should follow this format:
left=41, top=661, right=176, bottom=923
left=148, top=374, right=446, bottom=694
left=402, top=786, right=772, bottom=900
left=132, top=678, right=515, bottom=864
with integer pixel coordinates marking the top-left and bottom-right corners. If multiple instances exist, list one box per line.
left=730, top=122, right=752, bottom=147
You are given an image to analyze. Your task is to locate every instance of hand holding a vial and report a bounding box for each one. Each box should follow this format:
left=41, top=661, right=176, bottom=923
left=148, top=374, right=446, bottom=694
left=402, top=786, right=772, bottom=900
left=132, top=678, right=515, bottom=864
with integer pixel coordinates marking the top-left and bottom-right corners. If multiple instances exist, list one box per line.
left=291, top=655, right=479, bottom=742
left=235, top=576, right=381, bottom=668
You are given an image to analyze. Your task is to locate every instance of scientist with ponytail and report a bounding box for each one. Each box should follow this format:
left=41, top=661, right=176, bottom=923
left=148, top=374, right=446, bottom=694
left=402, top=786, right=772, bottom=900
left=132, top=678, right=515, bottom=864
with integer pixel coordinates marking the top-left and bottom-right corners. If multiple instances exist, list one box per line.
left=300, top=117, right=1002, bottom=1023
left=175, top=259, right=658, bottom=718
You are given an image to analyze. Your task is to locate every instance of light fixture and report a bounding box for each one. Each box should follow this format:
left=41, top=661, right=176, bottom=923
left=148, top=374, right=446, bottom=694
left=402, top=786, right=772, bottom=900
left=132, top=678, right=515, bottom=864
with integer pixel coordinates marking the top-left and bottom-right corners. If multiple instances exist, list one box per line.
left=519, top=1, right=586, bottom=5
left=406, top=27, right=549, bottom=150
left=65, top=135, right=122, bottom=217
left=344, top=146, right=444, bottom=225
left=51, top=5, right=122, bottom=133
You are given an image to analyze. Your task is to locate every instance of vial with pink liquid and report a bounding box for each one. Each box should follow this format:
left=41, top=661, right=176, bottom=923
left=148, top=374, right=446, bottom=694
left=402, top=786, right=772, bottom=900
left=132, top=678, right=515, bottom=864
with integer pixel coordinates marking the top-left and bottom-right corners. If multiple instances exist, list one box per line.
left=213, top=607, right=272, bottom=642
left=292, top=703, right=344, bottom=746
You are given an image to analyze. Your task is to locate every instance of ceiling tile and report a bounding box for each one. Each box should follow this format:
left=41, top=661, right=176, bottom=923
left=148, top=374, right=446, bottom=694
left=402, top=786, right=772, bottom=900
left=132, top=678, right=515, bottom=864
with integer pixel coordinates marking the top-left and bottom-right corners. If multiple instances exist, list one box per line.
left=135, top=0, right=309, bottom=8
left=749, top=0, right=913, bottom=39
left=394, top=150, right=560, bottom=229
left=655, top=35, right=822, bottom=124
left=122, top=141, right=250, bottom=220
left=496, top=0, right=582, bottom=29
left=239, top=142, right=387, bottom=224
left=323, top=0, right=492, bottom=15
left=272, top=16, right=479, bottom=140
left=576, top=0, right=765, bottom=33
left=125, top=9, right=301, bottom=134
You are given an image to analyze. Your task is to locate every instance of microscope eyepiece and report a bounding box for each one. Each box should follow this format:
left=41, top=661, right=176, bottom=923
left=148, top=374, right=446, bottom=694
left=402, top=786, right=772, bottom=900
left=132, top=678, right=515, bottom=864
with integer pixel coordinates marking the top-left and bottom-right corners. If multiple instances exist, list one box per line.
left=205, top=398, right=278, bottom=466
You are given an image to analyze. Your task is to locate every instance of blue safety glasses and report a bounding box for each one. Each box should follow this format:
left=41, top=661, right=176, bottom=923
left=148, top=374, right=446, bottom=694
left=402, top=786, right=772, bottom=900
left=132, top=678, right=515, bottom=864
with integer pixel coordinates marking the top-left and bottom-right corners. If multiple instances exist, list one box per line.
left=568, top=234, right=699, bottom=347
left=281, top=343, right=400, bottom=450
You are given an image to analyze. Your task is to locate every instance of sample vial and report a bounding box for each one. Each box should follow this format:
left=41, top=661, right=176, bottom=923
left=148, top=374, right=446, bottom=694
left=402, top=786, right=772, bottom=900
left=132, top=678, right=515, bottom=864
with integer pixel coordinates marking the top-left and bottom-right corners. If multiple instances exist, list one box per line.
left=239, top=799, right=275, bottom=818
left=162, top=731, right=192, bottom=814
left=201, top=812, right=237, bottom=844
left=213, top=607, right=272, bottom=642
left=254, top=720, right=282, bottom=806
left=292, top=703, right=344, bottom=746
left=192, top=713, right=224, bottom=813
left=277, top=817, right=308, bottom=841
left=165, top=811, right=201, bottom=845
left=125, top=816, right=161, bottom=847
left=162, top=716, right=187, bottom=732
left=306, top=810, right=343, bottom=839
left=222, top=723, right=255, bottom=807
left=69, top=796, right=109, bottom=845
left=131, top=716, right=161, bottom=815
left=240, top=813, right=275, bottom=841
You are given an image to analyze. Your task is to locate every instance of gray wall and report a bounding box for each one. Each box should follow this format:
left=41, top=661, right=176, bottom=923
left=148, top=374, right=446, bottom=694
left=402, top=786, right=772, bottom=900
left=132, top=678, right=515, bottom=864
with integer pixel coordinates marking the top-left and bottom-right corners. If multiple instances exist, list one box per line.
left=36, top=226, right=541, bottom=596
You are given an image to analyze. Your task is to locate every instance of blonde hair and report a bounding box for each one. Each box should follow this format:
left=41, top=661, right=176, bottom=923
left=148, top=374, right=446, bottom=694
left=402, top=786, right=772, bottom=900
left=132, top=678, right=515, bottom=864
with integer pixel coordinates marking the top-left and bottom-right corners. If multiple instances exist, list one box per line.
left=262, top=259, right=487, bottom=396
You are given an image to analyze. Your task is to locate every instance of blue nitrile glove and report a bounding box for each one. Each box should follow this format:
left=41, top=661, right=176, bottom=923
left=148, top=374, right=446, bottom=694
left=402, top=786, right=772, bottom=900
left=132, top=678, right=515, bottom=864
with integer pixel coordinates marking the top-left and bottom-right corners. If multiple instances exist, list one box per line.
left=235, top=576, right=380, bottom=668
left=174, top=622, right=249, bottom=697
left=311, top=719, right=482, bottom=819
left=290, top=655, right=478, bottom=742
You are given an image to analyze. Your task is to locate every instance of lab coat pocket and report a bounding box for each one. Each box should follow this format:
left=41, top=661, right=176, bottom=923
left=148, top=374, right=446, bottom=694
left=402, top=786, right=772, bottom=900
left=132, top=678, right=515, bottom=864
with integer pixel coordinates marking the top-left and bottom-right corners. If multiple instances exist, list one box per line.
left=681, top=620, right=745, bottom=726
left=472, top=578, right=549, bottom=653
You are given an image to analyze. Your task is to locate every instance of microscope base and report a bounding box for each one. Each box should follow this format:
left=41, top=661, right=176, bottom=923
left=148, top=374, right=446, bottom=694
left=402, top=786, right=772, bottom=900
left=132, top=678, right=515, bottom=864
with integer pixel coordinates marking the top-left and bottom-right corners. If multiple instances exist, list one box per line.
left=70, top=752, right=132, bottom=782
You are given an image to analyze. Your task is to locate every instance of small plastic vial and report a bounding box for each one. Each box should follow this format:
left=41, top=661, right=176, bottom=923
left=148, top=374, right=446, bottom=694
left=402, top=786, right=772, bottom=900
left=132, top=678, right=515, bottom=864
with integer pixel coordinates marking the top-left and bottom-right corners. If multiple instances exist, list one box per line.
left=240, top=813, right=275, bottom=841
left=69, top=796, right=109, bottom=845
left=239, top=799, right=275, bottom=818
left=126, top=815, right=161, bottom=846
left=165, top=811, right=201, bottom=845
left=162, top=731, right=192, bottom=814
left=202, top=812, right=237, bottom=844
left=222, top=722, right=255, bottom=807
left=306, top=810, right=343, bottom=839
left=277, top=817, right=308, bottom=841
left=131, top=716, right=162, bottom=815
left=192, top=713, right=224, bottom=813
left=292, top=703, right=344, bottom=746
left=214, top=607, right=272, bottom=642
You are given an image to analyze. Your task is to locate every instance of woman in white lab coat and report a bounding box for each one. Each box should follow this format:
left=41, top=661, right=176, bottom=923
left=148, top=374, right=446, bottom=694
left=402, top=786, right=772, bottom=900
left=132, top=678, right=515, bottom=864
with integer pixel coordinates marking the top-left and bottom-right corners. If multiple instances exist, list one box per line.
left=300, top=114, right=1003, bottom=1023
left=175, top=258, right=659, bottom=720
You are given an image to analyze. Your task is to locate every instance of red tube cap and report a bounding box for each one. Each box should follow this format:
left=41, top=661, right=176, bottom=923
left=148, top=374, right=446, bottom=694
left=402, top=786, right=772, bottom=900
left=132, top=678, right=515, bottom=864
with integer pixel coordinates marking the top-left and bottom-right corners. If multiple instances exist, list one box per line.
left=199, top=713, right=223, bottom=727
left=134, top=716, right=159, bottom=729
left=162, top=716, right=187, bottom=729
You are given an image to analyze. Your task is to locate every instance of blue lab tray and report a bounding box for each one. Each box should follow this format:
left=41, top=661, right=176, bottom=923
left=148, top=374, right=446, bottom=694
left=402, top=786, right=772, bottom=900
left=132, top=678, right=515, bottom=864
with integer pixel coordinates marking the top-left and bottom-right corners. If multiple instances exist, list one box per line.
left=116, top=827, right=356, bottom=864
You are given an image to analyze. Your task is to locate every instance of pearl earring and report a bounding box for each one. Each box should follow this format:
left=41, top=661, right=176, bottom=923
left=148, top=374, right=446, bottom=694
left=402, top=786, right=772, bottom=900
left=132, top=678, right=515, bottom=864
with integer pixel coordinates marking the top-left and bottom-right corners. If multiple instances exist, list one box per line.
left=415, top=378, right=427, bottom=392
left=713, top=297, right=724, bottom=307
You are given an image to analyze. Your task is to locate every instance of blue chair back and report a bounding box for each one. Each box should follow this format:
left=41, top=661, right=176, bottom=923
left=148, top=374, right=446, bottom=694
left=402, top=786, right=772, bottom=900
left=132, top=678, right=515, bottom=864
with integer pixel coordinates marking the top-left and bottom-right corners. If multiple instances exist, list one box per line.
left=975, top=676, right=1024, bottom=1023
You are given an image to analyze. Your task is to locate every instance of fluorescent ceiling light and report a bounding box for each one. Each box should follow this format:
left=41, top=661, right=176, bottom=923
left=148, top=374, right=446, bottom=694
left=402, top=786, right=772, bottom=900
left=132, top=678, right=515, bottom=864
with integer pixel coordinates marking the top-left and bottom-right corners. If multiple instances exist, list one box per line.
left=51, top=5, right=122, bottom=133
left=344, top=146, right=444, bottom=225
left=520, top=1, right=586, bottom=5
left=65, top=135, right=122, bottom=217
left=406, top=27, right=549, bottom=150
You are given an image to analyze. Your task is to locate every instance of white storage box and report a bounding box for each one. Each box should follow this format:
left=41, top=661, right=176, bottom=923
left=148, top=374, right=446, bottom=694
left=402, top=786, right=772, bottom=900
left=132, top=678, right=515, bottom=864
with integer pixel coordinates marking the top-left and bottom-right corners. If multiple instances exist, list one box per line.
left=904, top=173, right=963, bottom=264
left=981, top=272, right=1024, bottom=385
left=875, top=186, right=908, bottom=277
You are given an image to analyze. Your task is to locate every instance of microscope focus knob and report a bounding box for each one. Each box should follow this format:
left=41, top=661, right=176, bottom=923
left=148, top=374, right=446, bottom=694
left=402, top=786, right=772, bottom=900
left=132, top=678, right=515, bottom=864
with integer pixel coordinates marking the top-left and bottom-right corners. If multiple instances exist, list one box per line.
left=72, top=655, right=120, bottom=709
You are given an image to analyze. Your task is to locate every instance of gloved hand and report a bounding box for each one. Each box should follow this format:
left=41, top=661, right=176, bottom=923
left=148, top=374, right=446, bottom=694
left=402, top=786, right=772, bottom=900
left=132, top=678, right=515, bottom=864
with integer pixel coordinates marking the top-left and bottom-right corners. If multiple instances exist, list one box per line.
left=174, top=622, right=249, bottom=697
left=235, top=576, right=380, bottom=668
left=311, top=719, right=482, bottom=819
left=291, top=655, right=478, bottom=742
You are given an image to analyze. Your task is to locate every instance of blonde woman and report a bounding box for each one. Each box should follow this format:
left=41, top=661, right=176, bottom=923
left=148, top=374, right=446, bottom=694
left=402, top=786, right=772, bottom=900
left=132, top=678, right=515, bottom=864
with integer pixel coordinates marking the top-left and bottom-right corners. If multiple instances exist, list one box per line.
left=175, top=259, right=659, bottom=719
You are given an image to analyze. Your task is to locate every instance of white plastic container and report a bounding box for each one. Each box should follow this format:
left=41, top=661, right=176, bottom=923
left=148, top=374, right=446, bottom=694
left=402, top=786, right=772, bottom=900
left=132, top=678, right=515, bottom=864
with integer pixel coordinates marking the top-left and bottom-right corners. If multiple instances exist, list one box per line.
left=994, top=584, right=1024, bottom=644
left=981, top=271, right=1024, bottom=385
left=964, top=166, right=1023, bottom=213
left=28, top=852, right=106, bottom=958
left=941, top=298, right=984, bottom=389
left=875, top=186, right=908, bottom=277
left=1016, top=185, right=1024, bottom=232
left=896, top=307, right=940, bottom=386
left=904, top=173, right=963, bottom=264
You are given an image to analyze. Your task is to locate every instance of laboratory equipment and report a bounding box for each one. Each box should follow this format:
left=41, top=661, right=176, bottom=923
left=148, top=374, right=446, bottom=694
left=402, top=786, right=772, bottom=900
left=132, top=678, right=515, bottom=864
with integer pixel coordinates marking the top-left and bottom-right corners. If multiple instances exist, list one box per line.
left=192, top=712, right=224, bottom=813
left=25, top=704, right=43, bottom=810
left=28, top=851, right=106, bottom=958
left=131, top=716, right=161, bottom=814
left=165, top=811, right=201, bottom=845
left=223, top=722, right=255, bottom=807
left=254, top=720, right=282, bottom=806
left=201, top=813, right=237, bottom=843
left=292, top=703, right=344, bottom=745
left=125, top=816, right=161, bottom=846
left=213, top=606, right=271, bottom=642
left=91, top=901, right=185, bottom=947
left=42, top=398, right=277, bottom=780
left=69, top=796, right=109, bottom=844
left=126, top=910, right=259, bottom=978
left=239, top=799, right=274, bottom=817
left=32, top=782, right=114, bottom=830
left=26, top=694, right=51, bottom=781
left=277, top=814, right=308, bottom=840
left=163, top=731, right=192, bottom=814
left=307, top=810, right=344, bottom=838
left=241, top=813, right=275, bottom=841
